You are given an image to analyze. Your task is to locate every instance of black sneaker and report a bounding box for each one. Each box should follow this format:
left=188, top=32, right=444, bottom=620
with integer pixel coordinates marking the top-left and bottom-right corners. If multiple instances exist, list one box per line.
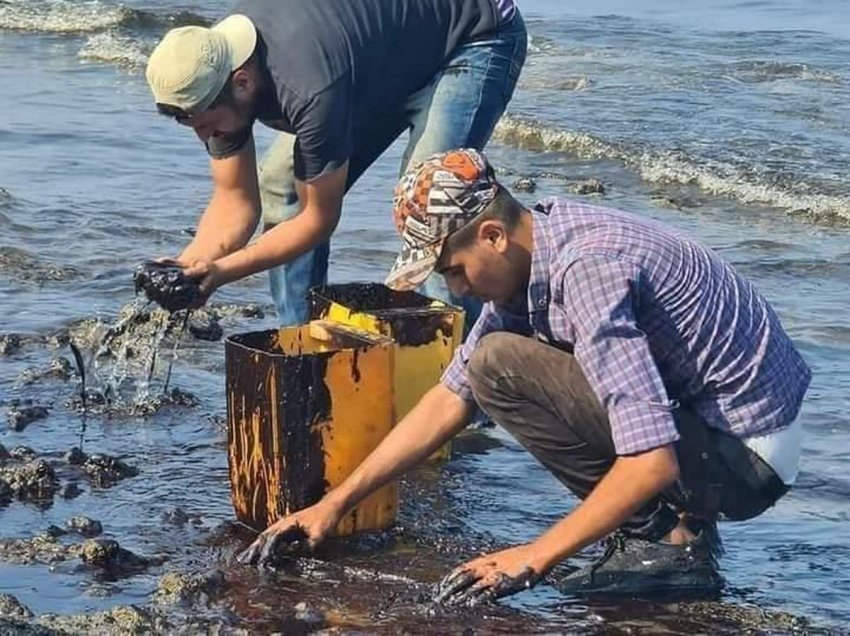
left=556, top=530, right=723, bottom=597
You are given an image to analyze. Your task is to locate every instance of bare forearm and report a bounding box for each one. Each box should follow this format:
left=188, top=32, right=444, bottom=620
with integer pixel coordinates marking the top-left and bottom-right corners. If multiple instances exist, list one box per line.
left=528, top=447, right=679, bottom=573
left=180, top=192, right=259, bottom=264
left=326, top=384, right=473, bottom=516
left=213, top=206, right=333, bottom=285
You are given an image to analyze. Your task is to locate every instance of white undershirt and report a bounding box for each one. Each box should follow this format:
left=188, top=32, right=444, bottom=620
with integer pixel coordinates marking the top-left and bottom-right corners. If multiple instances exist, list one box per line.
left=742, top=417, right=803, bottom=485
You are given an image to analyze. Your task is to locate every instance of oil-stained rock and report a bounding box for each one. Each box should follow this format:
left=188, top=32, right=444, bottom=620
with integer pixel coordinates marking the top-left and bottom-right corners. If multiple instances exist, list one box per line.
left=0, top=618, right=57, bottom=636
left=0, top=334, right=21, bottom=355
left=571, top=178, right=605, bottom=195
left=161, top=507, right=203, bottom=528
left=128, top=386, right=200, bottom=418
left=38, top=605, right=167, bottom=635
left=0, top=443, right=9, bottom=461
left=61, top=482, right=83, bottom=500
left=64, top=447, right=87, bottom=466
left=0, top=594, right=33, bottom=619
left=82, top=454, right=139, bottom=488
left=7, top=406, right=49, bottom=432
left=17, top=357, right=74, bottom=385
left=188, top=314, right=223, bottom=342
left=0, top=534, right=72, bottom=565
left=0, top=460, right=57, bottom=501
left=66, top=516, right=103, bottom=538
left=43, top=525, right=67, bottom=539
left=9, top=447, right=36, bottom=461
left=77, top=539, right=160, bottom=575
left=513, top=177, right=537, bottom=193
left=155, top=570, right=226, bottom=605
left=0, top=479, right=12, bottom=505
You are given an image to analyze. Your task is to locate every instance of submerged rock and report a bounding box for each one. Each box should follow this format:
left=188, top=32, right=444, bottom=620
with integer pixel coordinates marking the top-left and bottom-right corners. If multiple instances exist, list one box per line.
left=571, top=178, right=606, bottom=195
left=83, top=454, right=139, bottom=488
left=188, top=314, right=223, bottom=342
left=61, top=482, right=83, bottom=500
left=0, top=594, right=33, bottom=619
left=77, top=539, right=160, bottom=575
left=78, top=539, right=120, bottom=567
left=66, top=516, right=102, bottom=538
left=7, top=405, right=49, bottom=432
left=239, top=303, right=264, bottom=319
left=9, top=447, right=36, bottom=461
left=0, top=534, right=72, bottom=565
left=43, top=525, right=67, bottom=539
left=155, top=570, right=226, bottom=605
left=0, top=443, right=8, bottom=461
left=0, top=532, right=160, bottom=578
left=512, top=177, right=537, bottom=193
left=0, top=479, right=12, bottom=505
left=0, top=618, right=56, bottom=636
left=0, top=334, right=21, bottom=356
left=38, top=605, right=167, bottom=635
left=161, top=507, right=203, bottom=528
left=17, top=357, right=74, bottom=385
left=64, top=447, right=87, bottom=466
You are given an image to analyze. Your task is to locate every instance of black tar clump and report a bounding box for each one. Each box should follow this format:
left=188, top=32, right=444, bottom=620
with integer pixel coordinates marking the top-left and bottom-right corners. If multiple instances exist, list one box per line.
left=134, top=262, right=202, bottom=312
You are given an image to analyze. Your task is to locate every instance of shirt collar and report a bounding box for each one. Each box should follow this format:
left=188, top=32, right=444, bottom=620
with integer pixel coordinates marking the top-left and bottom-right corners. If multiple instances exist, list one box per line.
left=527, top=203, right=552, bottom=314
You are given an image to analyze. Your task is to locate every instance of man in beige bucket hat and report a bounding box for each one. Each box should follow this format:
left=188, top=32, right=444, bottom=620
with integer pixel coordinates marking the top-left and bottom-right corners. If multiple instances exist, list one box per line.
left=144, top=0, right=527, bottom=326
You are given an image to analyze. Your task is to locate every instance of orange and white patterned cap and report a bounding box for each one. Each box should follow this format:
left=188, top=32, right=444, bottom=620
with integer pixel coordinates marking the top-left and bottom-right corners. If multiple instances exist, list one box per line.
left=385, top=149, right=499, bottom=291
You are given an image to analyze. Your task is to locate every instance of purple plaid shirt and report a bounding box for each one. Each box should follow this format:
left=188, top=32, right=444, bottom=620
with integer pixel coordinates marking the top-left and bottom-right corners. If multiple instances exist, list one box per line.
left=442, top=197, right=812, bottom=455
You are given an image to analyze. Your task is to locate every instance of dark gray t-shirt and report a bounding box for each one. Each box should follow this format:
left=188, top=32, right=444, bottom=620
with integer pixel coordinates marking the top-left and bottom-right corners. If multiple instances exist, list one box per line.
left=206, top=0, right=510, bottom=181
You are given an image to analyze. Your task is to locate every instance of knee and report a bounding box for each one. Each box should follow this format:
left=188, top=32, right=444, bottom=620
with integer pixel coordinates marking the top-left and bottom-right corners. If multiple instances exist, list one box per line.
left=467, top=332, right=526, bottom=401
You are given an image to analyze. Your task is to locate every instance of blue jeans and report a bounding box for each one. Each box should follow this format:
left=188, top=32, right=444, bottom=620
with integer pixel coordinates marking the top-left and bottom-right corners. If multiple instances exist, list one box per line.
left=259, top=12, right=528, bottom=327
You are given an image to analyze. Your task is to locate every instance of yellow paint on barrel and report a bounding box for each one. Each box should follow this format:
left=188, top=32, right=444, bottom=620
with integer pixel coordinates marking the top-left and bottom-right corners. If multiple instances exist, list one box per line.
left=309, top=283, right=464, bottom=461
left=226, top=323, right=397, bottom=534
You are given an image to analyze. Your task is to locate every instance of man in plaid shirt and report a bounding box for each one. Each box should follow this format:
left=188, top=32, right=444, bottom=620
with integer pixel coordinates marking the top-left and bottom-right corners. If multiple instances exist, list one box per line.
left=240, top=149, right=811, bottom=602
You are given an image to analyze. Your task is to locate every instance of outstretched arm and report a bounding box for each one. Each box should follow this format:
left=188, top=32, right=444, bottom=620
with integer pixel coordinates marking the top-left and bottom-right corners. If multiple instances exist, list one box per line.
left=188, top=162, right=348, bottom=294
left=239, top=383, right=474, bottom=565
left=436, top=444, right=679, bottom=604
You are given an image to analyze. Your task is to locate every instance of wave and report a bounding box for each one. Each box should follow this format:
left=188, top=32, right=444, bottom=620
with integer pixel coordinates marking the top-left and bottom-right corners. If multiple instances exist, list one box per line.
left=725, top=60, right=841, bottom=85
left=493, top=115, right=850, bottom=227
left=78, top=32, right=148, bottom=70
left=0, top=0, right=208, bottom=35
left=0, top=0, right=127, bottom=33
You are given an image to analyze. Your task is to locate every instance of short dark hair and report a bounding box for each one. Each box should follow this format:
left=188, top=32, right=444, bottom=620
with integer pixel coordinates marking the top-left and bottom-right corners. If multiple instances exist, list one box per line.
left=447, top=187, right=525, bottom=250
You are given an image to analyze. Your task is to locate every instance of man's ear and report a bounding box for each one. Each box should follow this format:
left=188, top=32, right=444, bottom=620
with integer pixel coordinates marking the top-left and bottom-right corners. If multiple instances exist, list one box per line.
left=232, top=68, right=251, bottom=94
left=478, top=219, right=508, bottom=253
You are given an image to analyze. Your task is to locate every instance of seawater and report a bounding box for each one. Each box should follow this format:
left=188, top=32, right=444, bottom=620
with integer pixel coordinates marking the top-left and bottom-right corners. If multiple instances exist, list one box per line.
left=0, top=0, right=848, bottom=629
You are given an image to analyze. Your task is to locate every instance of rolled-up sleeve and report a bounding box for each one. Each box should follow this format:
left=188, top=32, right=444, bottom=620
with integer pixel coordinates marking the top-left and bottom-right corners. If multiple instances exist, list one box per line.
left=561, top=254, right=680, bottom=455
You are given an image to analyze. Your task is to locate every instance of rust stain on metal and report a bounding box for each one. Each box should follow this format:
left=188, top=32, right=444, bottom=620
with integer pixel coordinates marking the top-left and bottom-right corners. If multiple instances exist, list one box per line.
left=226, top=330, right=330, bottom=530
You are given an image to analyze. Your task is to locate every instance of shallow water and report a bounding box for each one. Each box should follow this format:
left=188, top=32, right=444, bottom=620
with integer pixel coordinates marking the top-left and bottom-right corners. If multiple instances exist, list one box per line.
left=1, top=0, right=849, bottom=631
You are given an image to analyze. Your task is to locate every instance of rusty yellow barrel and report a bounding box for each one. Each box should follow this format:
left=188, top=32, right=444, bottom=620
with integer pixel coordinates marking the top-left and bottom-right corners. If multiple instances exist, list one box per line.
left=225, top=321, right=397, bottom=535
left=309, top=283, right=464, bottom=460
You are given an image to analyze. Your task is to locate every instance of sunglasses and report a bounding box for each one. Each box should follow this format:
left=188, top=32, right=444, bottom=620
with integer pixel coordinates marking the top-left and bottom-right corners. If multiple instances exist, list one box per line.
left=156, top=102, right=195, bottom=122
left=155, top=77, right=233, bottom=123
